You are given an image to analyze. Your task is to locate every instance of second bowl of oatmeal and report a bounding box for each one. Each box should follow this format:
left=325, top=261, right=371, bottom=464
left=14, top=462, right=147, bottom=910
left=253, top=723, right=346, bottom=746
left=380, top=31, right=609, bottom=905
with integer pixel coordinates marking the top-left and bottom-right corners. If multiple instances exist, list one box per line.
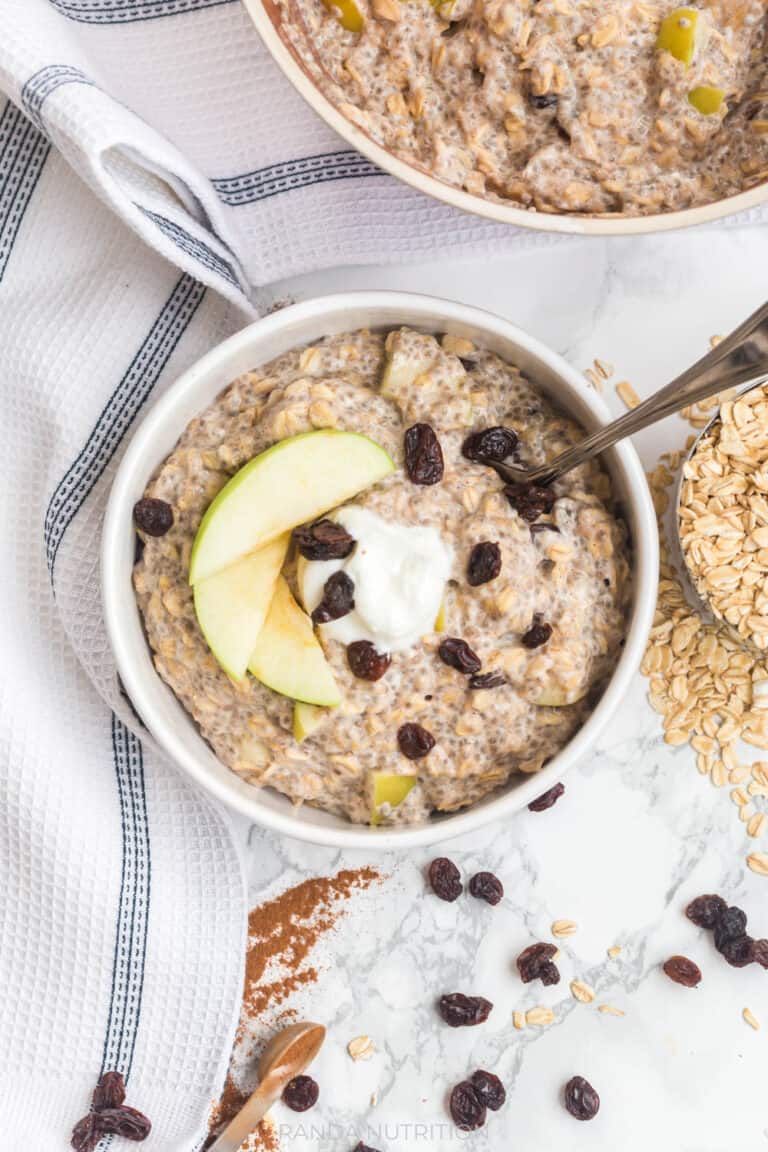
left=243, top=0, right=768, bottom=233
left=103, top=292, right=658, bottom=848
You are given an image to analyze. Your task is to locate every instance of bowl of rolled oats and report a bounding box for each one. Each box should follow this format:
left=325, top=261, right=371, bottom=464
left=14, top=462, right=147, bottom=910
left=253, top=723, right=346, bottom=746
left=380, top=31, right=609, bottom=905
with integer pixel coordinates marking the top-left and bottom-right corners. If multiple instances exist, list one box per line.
left=243, top=0, right=768, bottom=233
left=103, top=292, right=658, bottom=847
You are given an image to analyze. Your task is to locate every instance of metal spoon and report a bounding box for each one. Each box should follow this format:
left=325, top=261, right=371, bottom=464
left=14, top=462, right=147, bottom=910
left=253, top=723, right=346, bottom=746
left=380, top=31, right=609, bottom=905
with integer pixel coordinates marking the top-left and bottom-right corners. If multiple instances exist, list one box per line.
left=208, top=1021, right=326, bottom=1152
left=491, top=300, right=768, bottom=489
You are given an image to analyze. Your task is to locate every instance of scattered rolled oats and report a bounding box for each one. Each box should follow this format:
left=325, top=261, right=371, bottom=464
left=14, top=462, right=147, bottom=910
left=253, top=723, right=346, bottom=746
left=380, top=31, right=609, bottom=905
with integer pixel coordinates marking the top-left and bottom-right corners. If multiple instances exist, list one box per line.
left=597, top=1004, right=625, bottom=1017
left=743, top=1007, right=760, bottom=1030
left=746, top=851, right=768, bottom=876
left=551, top=919, right=578, bottom=938
left=616, top=380, right=641, bottom=409
left=347, top=1035, right=376, bottom=1061
left=525, top=1005, right=555, bottom=1028
left=607, top=945, right=622, bottom=958
left=570, top=980, right=596, bottom=1003
left=513, top=1010, right=526, bottom=1030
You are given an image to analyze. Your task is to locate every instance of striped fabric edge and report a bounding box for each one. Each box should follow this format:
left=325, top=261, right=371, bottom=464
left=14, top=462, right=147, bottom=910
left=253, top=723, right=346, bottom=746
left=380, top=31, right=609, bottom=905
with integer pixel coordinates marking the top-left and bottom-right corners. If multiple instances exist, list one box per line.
left=20, top=64, right=95, bottom=129
left=43, top=272, right=206, bottom=579
left=48, top=0, right=237, bottom=23
left=212, top=149, right=384, bottom=206
left=136, top=206, right=241, bottom=289
left=0, top=102, right=51, bottom=283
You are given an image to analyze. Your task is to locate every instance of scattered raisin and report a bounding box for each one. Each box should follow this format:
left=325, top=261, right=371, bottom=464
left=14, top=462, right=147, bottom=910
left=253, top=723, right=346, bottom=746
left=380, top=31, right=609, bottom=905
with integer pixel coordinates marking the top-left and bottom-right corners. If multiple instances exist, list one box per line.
left=505, top=483, right=556, bottom=523
left=133, top=497, right=173, bottom=537
left=685, top=894, right=727, bottom=929
left=470, top=1070, right=506, bottom=1111
left=97, top=1107, right=152, bottom=1141
left=293, top=519, right=355, bottom=560
left=462, top=426, right=519, bottom=464
left=92, top=1072, right=126, bottom=1111
left=438, top=993, right=493, bottom=1027
left=449, top=1081, right=487, bottom=1131
left=282, top=1075, right=319, bottom=1112
left=469, top=871, right=504, bottom=905
left=719, top=934, right=755, bottom=968
left=404, top=423, right=444, bottom=485
left=347, top=640, right=391, bottom=681
left=398, top=722, right=436, bottom=760
left=713, top=906, right=747, bottom=951
left=516, top=942, right=560, bottom=986
left=312, top=571, right=354, bottom=624
left=468, top=541, right=501, bottom=586
left=71, top=1114, right=100, bottom=1152
left=530, top=92, right=559, bottom=110
left=428, top=857, right=462, bottom=901
left=468, top=671, right=506, bottom=690
left=528, top=782, right=565, bottom=812
left=521, top=619, right=553, bottom=649
left=753, top=939, right=768, bottom=969
left=564, top=1076, right=600, bottom=1121
left=663, top=955, right=702, bottom=987
left=438, top=637, right=481, bottom=675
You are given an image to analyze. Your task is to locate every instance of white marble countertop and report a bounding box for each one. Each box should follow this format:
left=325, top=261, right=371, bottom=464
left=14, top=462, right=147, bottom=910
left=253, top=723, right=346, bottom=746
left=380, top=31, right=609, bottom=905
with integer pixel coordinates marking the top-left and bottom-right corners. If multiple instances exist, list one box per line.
left=228, top=226, right=768, bottom=1152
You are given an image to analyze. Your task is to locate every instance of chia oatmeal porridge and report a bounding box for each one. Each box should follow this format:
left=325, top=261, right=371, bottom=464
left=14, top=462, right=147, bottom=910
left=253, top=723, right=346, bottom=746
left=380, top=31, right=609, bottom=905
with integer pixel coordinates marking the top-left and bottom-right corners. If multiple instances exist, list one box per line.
left=133, top=327, right=630, bottom=826
left=279, top=0, right=768, bottom=214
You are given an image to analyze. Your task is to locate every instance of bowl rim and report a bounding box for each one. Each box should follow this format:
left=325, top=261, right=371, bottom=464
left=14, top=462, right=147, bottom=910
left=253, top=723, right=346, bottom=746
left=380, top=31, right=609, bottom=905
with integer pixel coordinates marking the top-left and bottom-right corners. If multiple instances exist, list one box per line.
left=242, top=0, right=768, bottom=237
left=102, top=290, right=659, bottom=848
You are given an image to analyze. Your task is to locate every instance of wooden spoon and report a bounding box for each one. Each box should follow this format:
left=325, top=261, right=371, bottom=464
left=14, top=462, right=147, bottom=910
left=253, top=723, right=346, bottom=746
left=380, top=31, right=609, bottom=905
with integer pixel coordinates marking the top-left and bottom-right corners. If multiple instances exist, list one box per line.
left=207, top=1021, right=326, bottom=1152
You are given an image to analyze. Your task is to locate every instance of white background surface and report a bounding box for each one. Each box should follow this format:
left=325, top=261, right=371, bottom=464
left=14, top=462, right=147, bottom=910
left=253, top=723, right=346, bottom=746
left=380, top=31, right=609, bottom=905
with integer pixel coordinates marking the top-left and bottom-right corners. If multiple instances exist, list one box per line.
left=232, top=227, right=768, bottom=1152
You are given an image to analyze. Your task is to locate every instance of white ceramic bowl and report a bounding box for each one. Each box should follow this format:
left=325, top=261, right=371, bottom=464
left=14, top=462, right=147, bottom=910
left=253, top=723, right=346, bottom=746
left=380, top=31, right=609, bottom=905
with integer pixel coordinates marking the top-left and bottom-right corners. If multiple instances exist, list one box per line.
left=243, top=0, right=767, bottom=236
left=102, top=292, right=658, bottom=848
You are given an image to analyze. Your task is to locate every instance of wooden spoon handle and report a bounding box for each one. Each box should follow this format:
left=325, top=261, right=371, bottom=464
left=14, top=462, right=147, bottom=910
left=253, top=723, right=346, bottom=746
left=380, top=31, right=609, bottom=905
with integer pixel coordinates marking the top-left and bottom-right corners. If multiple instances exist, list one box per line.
left=207, top=1083, right=279, bottom=1152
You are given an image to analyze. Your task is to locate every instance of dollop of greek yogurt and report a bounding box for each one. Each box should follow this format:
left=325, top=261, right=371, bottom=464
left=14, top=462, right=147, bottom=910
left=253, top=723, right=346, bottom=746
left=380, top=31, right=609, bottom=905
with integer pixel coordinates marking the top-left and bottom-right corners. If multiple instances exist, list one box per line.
left=298, top=506, right=454, bottom=653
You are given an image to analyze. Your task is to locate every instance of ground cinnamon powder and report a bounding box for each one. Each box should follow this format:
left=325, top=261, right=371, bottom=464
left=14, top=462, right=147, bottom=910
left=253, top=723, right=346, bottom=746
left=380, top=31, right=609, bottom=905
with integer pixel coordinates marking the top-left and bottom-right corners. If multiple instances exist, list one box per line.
left=206, top=866, right=380, bottom=1147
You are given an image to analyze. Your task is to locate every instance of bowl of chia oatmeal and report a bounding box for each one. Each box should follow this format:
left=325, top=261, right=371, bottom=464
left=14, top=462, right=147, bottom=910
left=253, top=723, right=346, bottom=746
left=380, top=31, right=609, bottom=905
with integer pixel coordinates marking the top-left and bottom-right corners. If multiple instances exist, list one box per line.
left=102, top=292, right=658, bottom=847
left=243, top=0, right=768, bottom=232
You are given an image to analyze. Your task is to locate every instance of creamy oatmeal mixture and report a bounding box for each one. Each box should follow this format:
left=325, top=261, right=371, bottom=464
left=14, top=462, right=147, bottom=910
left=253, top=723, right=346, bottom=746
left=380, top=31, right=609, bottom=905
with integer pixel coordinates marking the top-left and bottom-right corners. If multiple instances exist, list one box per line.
left=134, top=328, right=630, bottom=825
left=284, top=0, right=768, bottom=214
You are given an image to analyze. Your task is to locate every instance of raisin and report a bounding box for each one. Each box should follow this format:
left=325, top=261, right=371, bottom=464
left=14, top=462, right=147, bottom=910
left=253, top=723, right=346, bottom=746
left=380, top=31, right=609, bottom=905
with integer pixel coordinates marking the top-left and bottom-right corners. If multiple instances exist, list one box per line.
left=719, top=934, right=755, bottom=968
left=71, top=1114, right=100, bottom=1152
left=98, top=1106, right=152, bottom=1141
left=462, top=426, right=519, bottom=464
left=528, top=782, right=565, bottom=812
left=293, top=519, right=355, bottom=560
left=449, top=1081, right=487, bottom=1131
left=685, top=894, right=727, bottom=929
left=564, top=1076, right=600, bottom=1121
left=468, top=671, right=506, bottom=690
left=92, top=1071, right=126, bottom=1111
left=467, top=541, right=501, bottom=586
left=438, top=993, right=493, bottom=1027
left=713, top=906, right=747, bottom=951
left=133, top=497, right=173, bottom=537
left=662, top=955, right=702, bottom=987
left=470, top=1070, right=506, bottom=1111
left=404, top=423, right=444, bottom=485
left=516, top=942, right=560, bottom=986
left=428, top=857, right=462, bottom=901
left=398, top=722, right=436, bottom=759
left=521, top=619, right=553, bottom=649
left=753, top=938, right=768, bottom=969
left=347, top=641, right=391, bottom=681
left=469, top=871, right=504, bottom=905
left=312, top=571, right=354, bottom=624
left=282, top=1075, right=319, bottom=1112
left=438, top=637, right=481, bottom=675
left=505, top=483, right=556, bottom=523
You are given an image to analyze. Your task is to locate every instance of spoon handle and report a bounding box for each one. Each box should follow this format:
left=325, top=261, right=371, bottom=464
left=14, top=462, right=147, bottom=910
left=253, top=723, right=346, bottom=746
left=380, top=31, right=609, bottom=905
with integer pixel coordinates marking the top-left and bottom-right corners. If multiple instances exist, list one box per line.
left=207, top=1083, right=278, bottom=1152
left=506, top=300, right=768, bottom=487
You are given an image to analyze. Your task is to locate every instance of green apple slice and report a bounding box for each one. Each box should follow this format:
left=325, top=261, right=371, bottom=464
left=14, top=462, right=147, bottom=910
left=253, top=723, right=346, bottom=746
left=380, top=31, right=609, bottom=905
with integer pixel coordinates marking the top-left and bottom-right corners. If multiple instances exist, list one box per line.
left=370, top=772, right=417, bottom=824
left=193, top=533, right=289, bottom=681
left=189, top=430, right=395, bottom=584
left=249, top=576, right=341, bottom=706
left=293, top=701, right=329, bottom=742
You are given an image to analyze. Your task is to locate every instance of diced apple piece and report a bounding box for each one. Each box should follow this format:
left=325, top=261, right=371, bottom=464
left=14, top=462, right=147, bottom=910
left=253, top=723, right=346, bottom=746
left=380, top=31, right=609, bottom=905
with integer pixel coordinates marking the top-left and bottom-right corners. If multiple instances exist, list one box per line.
left=656, top=8, right=701, bottom=65
left=293, top=701, right=329, bottom=742
left=249, top=576, right=341, bottom=706
left=189, top=430, right=394, bottom=584
left=193, top=533, right=289, bottom=681
left=322, top=0, right=364, bottom=31
left=380, top=330, right=439, bottom=398
left=688, top=85, right=725, bottom=115
left=370, top=772, right=417, bottom=824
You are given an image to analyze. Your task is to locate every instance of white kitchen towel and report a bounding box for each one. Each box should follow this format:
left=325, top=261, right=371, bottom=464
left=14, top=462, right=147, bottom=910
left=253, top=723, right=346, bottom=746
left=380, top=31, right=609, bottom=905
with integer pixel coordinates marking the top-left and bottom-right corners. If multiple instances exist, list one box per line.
left=3, top=0, right=765, bottom=315
left=0, top=98, right=251, bottom=1151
